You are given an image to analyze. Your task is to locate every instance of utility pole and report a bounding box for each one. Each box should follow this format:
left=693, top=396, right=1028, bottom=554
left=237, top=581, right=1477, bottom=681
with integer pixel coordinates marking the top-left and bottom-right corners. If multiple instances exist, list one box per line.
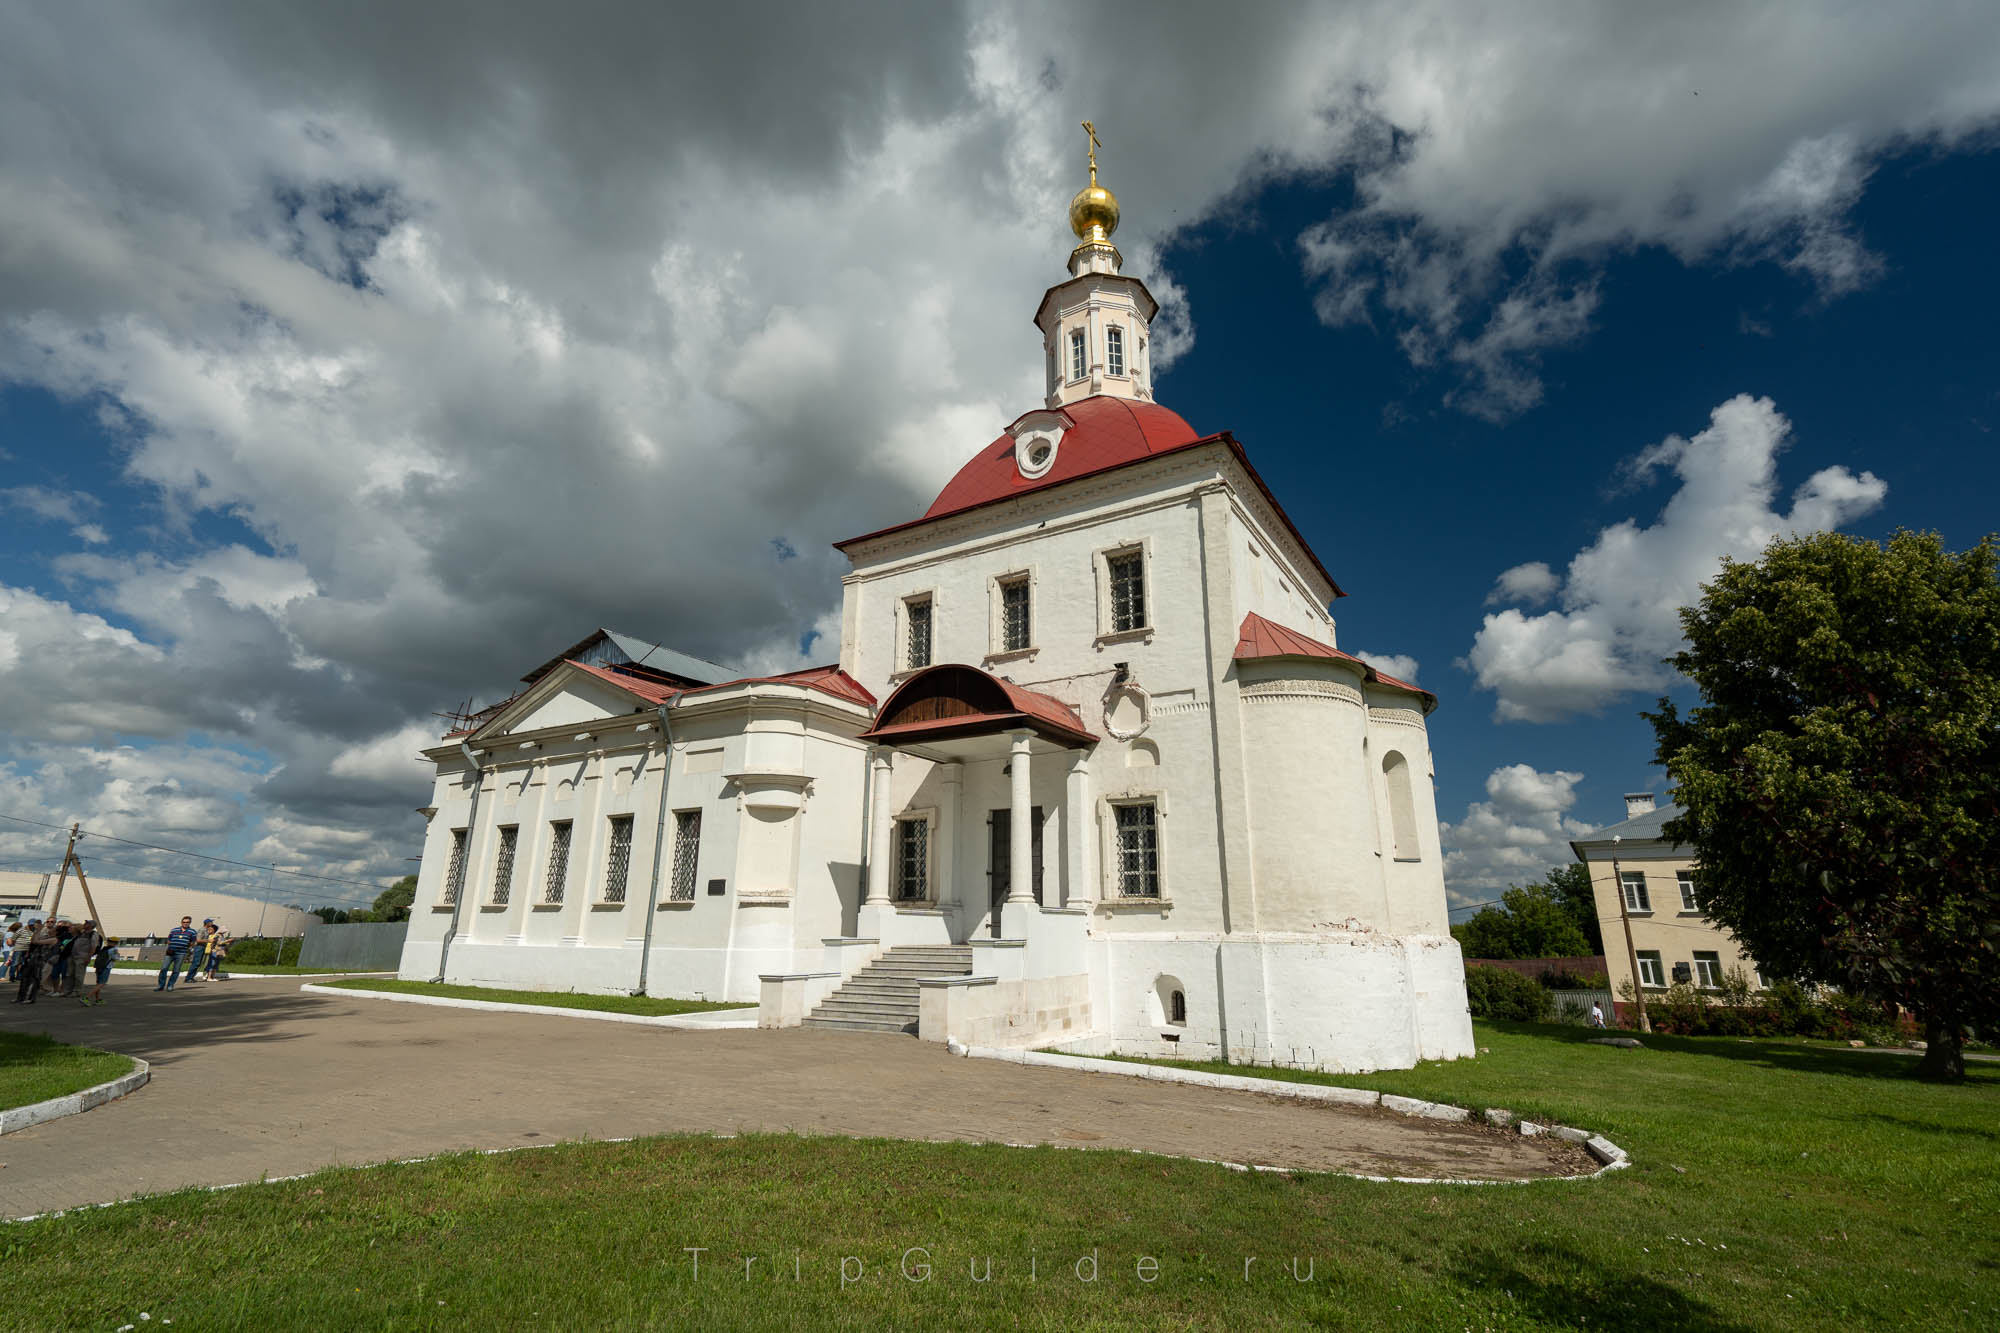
left=45, top=823, right=81, bottom=921
left=1610, top=837, right=1651, bottom=1033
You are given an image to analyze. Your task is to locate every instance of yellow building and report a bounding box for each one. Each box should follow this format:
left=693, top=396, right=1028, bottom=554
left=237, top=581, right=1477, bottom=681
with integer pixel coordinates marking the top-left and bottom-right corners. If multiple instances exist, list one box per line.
left=1570, top=794, right=1768, bottom=1018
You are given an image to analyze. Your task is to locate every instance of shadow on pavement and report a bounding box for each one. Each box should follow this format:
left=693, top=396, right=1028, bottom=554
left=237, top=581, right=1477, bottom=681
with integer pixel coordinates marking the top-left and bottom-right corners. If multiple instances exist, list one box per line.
left=0, top=975, right=321, bottom=1070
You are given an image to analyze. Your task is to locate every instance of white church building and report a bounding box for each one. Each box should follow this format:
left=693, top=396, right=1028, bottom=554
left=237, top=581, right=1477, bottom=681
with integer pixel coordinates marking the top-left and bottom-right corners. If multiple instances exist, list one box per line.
left=401, top=147, right=1475, bottom=1073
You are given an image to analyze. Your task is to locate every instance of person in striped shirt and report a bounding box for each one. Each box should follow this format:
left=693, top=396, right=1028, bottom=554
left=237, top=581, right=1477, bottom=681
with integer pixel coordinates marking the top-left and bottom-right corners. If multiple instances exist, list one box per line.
left=157, top=916, right=197, bottom=992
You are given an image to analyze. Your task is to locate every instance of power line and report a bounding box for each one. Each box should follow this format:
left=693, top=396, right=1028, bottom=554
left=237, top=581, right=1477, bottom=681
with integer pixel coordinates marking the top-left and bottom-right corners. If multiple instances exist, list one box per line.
left=0, top=811, right=403, bottom=895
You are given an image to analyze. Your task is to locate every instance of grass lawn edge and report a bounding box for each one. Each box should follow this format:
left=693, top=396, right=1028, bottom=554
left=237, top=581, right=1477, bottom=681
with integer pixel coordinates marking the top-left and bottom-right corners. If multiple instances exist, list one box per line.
left=304, top=977, right=757, bottom=1025
left=0, top=1033, right=149, bottom=1130
left=1000, top=1043, right=1631, bottom=1180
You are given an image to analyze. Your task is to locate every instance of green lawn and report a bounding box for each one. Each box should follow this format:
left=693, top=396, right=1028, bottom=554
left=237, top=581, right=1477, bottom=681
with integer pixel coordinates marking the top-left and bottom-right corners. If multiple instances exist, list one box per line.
left=0, top=1032, right=135, bottom=1111
left=9, top=1021, right=1997, bottom=1330
left=316, top=976, right=750, bottom=1017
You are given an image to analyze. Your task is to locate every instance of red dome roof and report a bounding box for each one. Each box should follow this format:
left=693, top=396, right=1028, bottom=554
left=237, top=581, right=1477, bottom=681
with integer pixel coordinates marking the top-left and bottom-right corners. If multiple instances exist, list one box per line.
left=922, top=395, right=1203, bottom=521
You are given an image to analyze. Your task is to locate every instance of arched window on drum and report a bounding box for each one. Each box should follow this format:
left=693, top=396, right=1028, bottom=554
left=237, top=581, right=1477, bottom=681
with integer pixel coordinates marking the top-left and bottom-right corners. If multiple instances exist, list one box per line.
left=1383, top=750, right=1420, bottom=860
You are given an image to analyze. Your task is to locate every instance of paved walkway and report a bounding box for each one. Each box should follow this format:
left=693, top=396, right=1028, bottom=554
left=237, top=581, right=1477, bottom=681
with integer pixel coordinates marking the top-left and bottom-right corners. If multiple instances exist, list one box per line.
left=1, top=974, right=1579, bottom=1217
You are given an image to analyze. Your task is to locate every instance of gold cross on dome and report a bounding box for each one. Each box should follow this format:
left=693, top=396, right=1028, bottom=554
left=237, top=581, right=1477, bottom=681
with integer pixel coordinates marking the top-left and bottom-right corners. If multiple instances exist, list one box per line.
left=1082, top=121, right=1101, bottom=183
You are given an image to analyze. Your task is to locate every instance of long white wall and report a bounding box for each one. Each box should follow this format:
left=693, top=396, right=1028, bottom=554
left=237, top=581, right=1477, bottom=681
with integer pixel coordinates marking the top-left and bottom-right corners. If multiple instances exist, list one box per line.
left=0, top=871, right=314, bottom=940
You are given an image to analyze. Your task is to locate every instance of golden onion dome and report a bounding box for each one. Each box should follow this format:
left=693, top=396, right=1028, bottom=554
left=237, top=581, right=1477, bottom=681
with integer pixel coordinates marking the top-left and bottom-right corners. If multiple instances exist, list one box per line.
left=1068, top=180, right=1120, bottom=242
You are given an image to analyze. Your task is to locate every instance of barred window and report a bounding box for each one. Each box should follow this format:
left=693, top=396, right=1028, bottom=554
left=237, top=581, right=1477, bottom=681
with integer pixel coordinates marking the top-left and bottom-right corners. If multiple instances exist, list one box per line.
left=543, top=820, right=572, bottom=905
left=491, top=825, right=517, bottom=905
left=1620, top=870, right=1651, bottom=913
left=1000, top=577, right=1031, bottom=652
left=1106, top=325, right=1125, bottom=377
left=1108, top=550, right=1146, bottom=632
left=603, top=815, right=634, bottom=904
left=905, top=596, right=933, bottom=670
left=1636, top=950, right=1665, bottom=988
left=668, top=810, right=702, bottom=902
left=1693, top=951, right=1723, bottom=989
left=1114, top=802, right=1159, bottom=898
left=1069, top=329, right=1086, bottom=381
left=1677, top=871, right=1700, bottom=912
left=895, top=817, right=929, bottom=901
left=443, top=828, right=468, bottom=906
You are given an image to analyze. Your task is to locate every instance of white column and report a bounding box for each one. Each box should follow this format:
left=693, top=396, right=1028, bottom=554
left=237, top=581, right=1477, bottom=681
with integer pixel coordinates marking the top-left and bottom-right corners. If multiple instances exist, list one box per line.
left=936, top=761, right=963, bottom=913
left=865, top=748, right=895, bottom=906
left=1065, top=749, right=1094, bottom=908
left=1007, top=730, right=1035, bottom=904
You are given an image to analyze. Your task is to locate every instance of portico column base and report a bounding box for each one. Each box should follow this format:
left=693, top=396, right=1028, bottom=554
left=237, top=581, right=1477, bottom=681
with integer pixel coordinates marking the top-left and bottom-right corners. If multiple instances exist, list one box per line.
left=1000, top=900, right=1039, bottom=939
left=858, top=900, right=896, bottom=938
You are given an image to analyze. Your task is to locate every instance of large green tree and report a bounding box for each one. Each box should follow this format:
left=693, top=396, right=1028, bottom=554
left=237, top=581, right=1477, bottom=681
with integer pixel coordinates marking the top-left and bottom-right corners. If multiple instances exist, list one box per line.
left=372, top=876, right=417, bottom=923
left=1647, top=530, right=1999, bottom=1081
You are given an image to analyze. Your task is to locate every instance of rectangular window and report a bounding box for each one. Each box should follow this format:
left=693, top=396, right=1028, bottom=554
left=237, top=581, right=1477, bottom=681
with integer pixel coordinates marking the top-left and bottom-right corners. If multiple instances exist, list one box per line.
left=1677, top=870, right=1700, bottom=912
left=1753, top=966, right=1776, bottom=991
left=491, top=825, right=518, bottom=905
left=602, top=815, right=634, bottom=904
left=1620, top=870, right=1651, bottom=913
left=1693, top=951, right=1723, bottom=989
left=1106, top=325, right=1125, bottom=376
left=1107, top=550, right=1146, bottom=633
left=1000, top=576, right=1031, bottom=652
left=895, top=817, right=929, bottom=901
left=668, top=810, right=702, bottom=902
left=905, top=596, right=932, bottom=670
left=443, top=828, right=468, bottom=906
left=1636, top=950, right=1665, bottom=988
left=543, top=820, right=572, bottom=905
left=1114, top=802, right=1160, bottom=898
left=1069, top=329, right=1086, bottom=381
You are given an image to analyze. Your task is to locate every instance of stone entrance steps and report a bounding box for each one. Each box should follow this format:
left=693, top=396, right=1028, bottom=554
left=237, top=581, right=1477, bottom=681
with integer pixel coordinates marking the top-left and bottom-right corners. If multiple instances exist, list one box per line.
left=801, top=946, right=973, bottom=1035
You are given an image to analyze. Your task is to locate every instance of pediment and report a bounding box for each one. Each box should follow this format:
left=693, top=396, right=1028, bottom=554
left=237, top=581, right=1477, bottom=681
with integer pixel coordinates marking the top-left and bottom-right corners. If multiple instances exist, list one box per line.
left=473, top=670, right=649, bottom=743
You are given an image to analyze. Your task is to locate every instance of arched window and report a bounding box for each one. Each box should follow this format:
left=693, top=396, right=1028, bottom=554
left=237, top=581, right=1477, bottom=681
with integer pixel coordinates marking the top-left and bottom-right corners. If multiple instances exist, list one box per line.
left=1169, top=989, right=1186, bottom=1025
left=1383, top=751, right=1419, bottom=860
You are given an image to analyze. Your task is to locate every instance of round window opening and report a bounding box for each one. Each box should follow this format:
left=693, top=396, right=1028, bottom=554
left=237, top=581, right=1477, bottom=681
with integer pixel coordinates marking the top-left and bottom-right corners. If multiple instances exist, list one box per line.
left=1027, top=442, right=1052, bottom=468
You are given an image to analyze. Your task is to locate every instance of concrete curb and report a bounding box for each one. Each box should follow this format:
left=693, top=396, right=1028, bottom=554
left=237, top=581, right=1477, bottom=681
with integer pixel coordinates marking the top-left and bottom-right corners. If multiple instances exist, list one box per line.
left=0, top=1058, right=151, bottom=1136
left=298, top=983, right=759, bottom=1029
left=962, top=1045, right=1631, bottom=1182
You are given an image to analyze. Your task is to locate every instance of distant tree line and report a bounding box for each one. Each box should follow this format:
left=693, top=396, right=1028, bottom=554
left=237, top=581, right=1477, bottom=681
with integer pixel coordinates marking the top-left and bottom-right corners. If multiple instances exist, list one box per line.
left=1450, top=863, right=1603, bottom=960
left=311, top=876, right=416, bottom=925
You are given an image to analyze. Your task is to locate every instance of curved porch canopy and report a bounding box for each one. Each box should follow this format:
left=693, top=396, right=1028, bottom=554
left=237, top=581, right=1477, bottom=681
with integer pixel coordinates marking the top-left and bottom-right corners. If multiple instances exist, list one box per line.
left=860, top=664, right=1098, bottom=755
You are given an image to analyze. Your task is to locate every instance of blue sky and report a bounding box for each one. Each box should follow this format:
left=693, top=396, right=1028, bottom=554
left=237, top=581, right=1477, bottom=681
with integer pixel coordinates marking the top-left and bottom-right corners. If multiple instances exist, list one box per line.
left=1153, top=142, right=1998, bottom=892
left=1, top=3, right=1996, bottom=909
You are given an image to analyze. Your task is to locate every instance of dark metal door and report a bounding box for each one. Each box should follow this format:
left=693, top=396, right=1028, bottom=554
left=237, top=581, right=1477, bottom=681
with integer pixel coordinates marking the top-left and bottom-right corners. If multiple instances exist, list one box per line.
left=986, top=807, right=1045, bottom=937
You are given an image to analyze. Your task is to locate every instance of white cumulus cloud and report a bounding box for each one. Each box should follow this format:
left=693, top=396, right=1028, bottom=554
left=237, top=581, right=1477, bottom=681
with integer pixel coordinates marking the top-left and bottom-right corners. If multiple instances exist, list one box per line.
left=1352, top=650, right=1419, bottom=685
left=1466, top=394, right=1887, bottom=723
left=1440, top=764, right=1596, bottom=904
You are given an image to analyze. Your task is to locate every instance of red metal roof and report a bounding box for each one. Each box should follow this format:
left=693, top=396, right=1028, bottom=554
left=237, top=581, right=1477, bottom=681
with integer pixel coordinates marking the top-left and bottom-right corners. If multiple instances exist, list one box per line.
left=567, top=660, right=683, bottom=706
left=921, top=396, right=1202, bottom=521
left=860, top=664, right=1097, bottom=748
left=676, top=663, right=877, bottom=709
left=834, top=398, right=1344, bottom=599
left=1232, top=612, right=1436, bottom=713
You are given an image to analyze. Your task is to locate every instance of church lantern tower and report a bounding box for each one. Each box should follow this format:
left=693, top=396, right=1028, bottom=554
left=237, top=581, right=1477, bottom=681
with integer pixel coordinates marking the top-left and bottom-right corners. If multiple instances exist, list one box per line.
left=1036, top=123, right=1159, bottom=409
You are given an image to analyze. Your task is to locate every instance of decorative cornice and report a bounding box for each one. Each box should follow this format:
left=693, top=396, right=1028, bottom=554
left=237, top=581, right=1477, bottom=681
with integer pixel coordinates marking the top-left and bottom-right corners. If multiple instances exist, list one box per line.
left=1368, top=705, right=1426, bottom=730
left=1241, top=678, right=1364, bottom=707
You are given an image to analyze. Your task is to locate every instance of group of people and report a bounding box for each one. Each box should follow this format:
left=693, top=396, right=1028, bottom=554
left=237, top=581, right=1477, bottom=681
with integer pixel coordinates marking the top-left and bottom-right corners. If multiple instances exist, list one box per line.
left=4, top=917, right=117, bottom=1006
left=3, top=913, right=235, bottom=1003
left=155, top=916, right=231, bottom=991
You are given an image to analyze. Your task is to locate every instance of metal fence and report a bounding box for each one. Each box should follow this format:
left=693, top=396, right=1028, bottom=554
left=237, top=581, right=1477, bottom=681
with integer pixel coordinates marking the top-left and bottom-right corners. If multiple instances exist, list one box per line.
left=299, top=920, right=409, bottom=971
left=1547, top=989, right=1618, bottom=1024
